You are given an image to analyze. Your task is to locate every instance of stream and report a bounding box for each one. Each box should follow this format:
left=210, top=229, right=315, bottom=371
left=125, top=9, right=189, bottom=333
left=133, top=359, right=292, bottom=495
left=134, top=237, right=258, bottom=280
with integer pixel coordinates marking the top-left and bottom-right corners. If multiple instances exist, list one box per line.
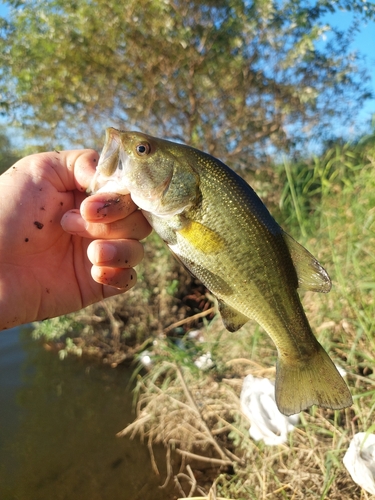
left=0, top=326, right=174, bottom=500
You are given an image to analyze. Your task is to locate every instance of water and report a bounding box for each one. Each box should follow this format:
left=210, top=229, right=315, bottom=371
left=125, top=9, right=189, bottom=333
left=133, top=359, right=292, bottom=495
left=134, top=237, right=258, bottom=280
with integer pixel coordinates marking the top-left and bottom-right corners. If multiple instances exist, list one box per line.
left=0, top=326, right=173, bottom=500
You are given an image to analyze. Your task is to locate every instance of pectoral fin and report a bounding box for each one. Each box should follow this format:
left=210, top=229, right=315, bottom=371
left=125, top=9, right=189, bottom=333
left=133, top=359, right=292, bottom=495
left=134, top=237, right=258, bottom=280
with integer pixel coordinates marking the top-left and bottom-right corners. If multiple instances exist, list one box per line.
left=218, top=300, right=249, bottom=332
left=168, top=248, right=234, bottom=296
left=282, top=232, right=331, bottom=293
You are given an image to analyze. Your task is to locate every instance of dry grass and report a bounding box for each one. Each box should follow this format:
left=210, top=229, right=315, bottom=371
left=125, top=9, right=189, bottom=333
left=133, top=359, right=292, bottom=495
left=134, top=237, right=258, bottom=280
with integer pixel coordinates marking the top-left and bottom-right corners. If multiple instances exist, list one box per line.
left=115, top=315, right=374, bottom=499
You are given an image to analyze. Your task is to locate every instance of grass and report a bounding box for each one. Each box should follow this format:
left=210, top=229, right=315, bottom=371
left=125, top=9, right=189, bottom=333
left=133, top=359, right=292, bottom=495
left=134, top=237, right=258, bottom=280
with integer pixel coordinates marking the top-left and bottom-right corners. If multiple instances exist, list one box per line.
left=32, top=133, right=375, bottom=498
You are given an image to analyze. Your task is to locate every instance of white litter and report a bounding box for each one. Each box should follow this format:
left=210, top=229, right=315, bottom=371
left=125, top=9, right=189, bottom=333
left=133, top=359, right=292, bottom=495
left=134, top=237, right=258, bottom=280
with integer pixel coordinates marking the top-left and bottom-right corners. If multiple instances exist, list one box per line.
left=240, top=374, right=299, bottom=446
left=343, top=432, right=375, bottom=495
left=194, top=351, right=214, bottom=370
left=139, top=350, right=153, bottom=368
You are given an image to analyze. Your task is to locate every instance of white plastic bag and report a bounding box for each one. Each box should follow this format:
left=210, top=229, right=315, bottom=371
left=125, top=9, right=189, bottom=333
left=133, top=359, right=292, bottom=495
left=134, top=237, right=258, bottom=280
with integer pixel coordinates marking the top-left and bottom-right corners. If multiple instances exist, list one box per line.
left=343, top=432, right=375, bottom=494
left=240, top=374, right=299, bottom=446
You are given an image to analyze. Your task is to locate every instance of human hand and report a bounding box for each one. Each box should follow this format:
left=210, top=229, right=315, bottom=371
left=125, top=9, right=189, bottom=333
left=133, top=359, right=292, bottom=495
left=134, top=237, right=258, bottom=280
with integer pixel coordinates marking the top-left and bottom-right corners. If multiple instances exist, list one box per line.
left=0, top=150, right=151, bottom=330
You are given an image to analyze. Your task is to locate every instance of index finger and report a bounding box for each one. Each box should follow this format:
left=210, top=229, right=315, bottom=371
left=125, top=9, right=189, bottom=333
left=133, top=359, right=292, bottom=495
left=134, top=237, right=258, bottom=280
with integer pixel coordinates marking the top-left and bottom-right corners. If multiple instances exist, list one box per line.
left=80, top=193, right=139, bottom=223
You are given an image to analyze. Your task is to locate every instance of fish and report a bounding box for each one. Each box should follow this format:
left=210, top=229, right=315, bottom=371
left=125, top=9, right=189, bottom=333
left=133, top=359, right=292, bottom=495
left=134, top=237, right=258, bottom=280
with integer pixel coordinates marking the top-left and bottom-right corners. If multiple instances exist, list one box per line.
left=90, top=127, right=352, bottom=416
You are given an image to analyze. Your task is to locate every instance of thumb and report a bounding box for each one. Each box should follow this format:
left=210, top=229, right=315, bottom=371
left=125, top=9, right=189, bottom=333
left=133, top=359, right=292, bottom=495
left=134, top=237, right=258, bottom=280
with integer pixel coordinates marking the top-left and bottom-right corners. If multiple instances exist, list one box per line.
left=24, top=149, right=100, bottom=193
left=57, top=149, right=100, bottom=192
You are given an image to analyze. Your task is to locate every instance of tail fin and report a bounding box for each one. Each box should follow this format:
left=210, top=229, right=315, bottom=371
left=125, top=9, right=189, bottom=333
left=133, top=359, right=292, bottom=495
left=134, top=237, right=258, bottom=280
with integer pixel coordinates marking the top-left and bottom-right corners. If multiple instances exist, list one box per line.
left=275, top=344, right=352, bottom=416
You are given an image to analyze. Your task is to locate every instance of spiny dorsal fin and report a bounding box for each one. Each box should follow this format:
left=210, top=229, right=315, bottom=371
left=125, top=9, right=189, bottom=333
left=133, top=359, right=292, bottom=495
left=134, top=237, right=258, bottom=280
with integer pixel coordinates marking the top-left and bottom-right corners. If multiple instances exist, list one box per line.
left=282, top=231, right=331, bottom=293
left=218, top=299, right=249, bottom=332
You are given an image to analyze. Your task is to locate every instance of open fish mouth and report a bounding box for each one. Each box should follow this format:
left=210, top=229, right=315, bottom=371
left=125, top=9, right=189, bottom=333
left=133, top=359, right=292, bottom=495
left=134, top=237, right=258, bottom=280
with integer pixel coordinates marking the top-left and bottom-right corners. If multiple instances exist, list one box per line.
left=89, top=130, right=131, bottom=195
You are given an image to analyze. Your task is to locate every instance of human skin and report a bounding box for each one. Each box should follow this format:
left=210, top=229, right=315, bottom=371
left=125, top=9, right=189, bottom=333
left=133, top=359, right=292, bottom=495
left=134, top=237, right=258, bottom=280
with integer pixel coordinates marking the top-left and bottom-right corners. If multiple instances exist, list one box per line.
left=0, top=149, right=151, bottom=330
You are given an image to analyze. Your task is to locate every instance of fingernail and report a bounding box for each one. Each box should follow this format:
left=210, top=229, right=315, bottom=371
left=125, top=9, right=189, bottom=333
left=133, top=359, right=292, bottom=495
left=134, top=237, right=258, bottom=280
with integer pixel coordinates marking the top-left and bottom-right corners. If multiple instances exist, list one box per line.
left=96, top=244, right=116, bottom=264
left=61, top=211, right=88, bottom=233
left=91, top=266, right=116, bottom=282
left=85, top=201, right=110, bottom=220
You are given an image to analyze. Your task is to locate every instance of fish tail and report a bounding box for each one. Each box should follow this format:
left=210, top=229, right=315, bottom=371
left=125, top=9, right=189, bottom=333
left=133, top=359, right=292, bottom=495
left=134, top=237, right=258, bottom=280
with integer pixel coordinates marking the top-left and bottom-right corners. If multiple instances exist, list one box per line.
left=275, top=344, right=352, bottom=416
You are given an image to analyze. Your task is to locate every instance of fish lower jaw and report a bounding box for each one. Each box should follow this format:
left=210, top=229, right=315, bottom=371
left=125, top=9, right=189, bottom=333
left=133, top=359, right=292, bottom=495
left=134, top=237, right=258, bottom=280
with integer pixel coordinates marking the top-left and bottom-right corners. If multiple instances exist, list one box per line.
left=133, top=194, right=192, bottom=217
left=94, top=180, right=130, bottom=195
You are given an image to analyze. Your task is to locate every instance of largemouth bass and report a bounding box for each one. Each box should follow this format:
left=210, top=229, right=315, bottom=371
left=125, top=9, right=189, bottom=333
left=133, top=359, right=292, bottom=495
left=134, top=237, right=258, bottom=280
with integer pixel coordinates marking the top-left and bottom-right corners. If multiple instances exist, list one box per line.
left=90, top=127, right=352, bottom=416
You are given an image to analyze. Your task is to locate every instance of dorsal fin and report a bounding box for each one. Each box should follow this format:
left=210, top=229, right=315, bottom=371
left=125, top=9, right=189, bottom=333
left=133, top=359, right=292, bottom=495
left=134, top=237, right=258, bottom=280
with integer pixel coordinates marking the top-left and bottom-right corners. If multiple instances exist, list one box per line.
left=282, top=231, right=331, bottom=293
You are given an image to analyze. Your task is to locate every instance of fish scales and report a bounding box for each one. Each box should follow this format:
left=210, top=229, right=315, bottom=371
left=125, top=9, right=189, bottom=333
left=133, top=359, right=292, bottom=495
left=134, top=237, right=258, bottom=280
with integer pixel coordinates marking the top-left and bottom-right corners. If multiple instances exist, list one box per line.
left=90, top=127, right=353, bottom=416
left=181, top=151, right=319, bottom=356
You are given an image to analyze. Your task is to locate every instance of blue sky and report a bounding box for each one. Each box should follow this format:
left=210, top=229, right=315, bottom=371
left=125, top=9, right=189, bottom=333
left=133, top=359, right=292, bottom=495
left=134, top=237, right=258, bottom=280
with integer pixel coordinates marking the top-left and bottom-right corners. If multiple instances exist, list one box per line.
left=0, top=2, right=374, bottom=140
left=323, top=10, right=375, bottom=132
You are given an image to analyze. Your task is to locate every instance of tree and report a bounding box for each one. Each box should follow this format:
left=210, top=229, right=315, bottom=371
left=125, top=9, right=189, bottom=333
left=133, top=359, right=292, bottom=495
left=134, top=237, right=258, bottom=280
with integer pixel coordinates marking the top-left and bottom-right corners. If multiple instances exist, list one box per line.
left=0, top=0, right=374, bottom=167
left=0, top=128, right=20, bottom=174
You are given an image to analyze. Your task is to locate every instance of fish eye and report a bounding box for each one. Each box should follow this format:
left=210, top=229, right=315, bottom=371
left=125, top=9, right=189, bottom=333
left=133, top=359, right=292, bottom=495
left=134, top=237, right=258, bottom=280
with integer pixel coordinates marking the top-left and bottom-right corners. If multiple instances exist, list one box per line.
left=135, top=142, right=151, bottom=156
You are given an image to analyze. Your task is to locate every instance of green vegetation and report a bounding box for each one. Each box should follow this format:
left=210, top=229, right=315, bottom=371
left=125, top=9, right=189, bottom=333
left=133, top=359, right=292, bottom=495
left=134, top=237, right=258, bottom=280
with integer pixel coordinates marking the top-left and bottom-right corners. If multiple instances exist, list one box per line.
left=1, top=0, right=374, bottom=162
left=31, top=133, right=375, bottom=498
left=0, top=129, right=20, bottom=174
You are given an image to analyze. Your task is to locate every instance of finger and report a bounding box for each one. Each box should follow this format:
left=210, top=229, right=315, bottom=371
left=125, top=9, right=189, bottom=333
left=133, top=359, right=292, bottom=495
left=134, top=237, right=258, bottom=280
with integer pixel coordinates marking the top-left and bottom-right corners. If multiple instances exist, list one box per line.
left=80, top=193, right=138, bottom=223
left=91, top=266, right=137, bottom=290
left=29, top=149, right=99, bottom=193
left=69, top=149, right=100, bottom=192
left=87, top=239, right=144, bottom=268
left=61, top=209, right=152, bottom=240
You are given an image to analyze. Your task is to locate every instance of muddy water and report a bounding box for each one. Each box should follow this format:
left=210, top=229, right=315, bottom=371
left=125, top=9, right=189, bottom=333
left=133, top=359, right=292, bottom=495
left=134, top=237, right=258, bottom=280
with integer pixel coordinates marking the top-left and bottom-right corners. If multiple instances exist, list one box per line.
left=0, top=326, right=173, bottom=500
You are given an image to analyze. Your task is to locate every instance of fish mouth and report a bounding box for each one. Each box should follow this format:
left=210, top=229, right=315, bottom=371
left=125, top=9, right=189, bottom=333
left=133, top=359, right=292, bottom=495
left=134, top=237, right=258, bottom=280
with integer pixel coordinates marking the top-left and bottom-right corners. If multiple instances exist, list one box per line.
left=89, top=130, right=131, bottom=195
left=97, top=128, right=121, bottom=177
